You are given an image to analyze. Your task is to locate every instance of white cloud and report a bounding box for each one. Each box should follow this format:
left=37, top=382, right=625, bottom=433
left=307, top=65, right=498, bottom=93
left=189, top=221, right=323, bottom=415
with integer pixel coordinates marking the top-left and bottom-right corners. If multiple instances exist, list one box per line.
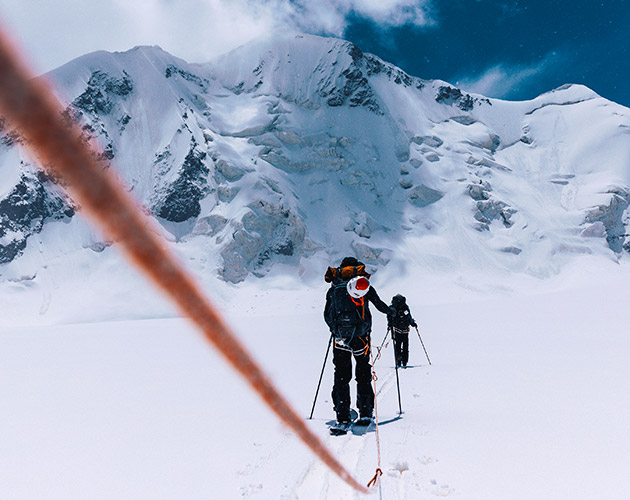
left=456, top=57, right=556, bottom=99
left=351, top=0, right=435, bottom=26
left=0, top=0, right=434, bottom=74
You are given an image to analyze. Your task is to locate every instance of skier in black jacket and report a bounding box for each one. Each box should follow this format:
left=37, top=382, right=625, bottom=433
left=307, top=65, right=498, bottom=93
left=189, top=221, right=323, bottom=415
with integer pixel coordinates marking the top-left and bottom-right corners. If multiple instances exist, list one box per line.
left=324, top=257, right=391, bottom=432
left=388, top=294, right=417, bottom=368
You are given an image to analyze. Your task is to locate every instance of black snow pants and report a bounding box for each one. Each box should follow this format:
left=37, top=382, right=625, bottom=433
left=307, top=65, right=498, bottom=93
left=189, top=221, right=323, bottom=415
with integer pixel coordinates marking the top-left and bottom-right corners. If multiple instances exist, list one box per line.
left=331, top=335, right=374, bottom=421
left=393, top=329, right=409, bottom=367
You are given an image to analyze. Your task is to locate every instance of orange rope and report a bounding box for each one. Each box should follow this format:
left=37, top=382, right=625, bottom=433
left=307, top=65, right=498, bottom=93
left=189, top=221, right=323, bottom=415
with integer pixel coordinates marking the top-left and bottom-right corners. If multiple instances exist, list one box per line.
left=0, top=27, right=375, bottom=495
left=374, top=328, right=391, bottom=362
left=369, top=344, right=383, bottom=489
left=367, top=468, right=382, bottom=488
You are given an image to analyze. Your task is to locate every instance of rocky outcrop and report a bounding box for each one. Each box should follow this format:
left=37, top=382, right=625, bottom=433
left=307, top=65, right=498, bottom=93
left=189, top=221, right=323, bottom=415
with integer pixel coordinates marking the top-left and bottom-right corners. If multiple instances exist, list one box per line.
left=0, top=171, right=73, bottom=263
left=467, top=181, right=516, bottom=230
left=219, top=200, right=307, bottom=282
left=72, top=70, right=133, bottom=115
left=583, top=188, right=630, bottom=253
left=408, top=185, right=444, bottom=208
left=320, top=43, right=383, bottom=114
left=153, top=146, right=210, bottom=222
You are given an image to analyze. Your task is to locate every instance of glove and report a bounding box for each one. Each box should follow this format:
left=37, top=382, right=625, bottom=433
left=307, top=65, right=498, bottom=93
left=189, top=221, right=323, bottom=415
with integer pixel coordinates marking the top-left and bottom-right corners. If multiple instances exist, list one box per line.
left=411, top=320, right=417, bottom=328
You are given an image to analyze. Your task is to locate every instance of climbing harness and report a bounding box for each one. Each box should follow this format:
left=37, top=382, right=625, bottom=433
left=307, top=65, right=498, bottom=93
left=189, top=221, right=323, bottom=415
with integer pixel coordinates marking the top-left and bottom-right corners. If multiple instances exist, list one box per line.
left=333, top=335, right=370, bottom=356
left=392, top=326, right=410, bottom=336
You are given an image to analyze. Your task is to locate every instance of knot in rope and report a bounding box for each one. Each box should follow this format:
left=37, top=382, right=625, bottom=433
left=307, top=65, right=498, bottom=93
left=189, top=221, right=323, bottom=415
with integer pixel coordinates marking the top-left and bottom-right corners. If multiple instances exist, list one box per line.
left=367, top=468, right=383, bottom=488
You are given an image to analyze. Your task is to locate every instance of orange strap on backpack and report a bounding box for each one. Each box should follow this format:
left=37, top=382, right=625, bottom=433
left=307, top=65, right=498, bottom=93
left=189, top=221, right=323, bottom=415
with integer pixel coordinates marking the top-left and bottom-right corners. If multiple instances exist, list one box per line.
left=324, top=264, right=371, bottom=283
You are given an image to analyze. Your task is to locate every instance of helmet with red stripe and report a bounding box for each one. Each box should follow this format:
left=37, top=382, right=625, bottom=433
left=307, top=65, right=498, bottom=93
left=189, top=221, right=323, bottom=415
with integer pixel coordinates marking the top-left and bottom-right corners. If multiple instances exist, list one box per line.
left=347, top=276, right=370, bottom=299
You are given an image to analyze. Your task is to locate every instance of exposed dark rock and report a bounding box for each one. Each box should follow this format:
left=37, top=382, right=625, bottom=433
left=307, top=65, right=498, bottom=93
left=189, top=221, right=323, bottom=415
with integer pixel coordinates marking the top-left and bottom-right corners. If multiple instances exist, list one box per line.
left=275, top=130, right=303, bottom=145
left=364, top=54, right=417, bottom=87
left=501, top=246, right=522, bottom=255
left=215, top=160, right=247, bottom=181
left=219, top=200, right=306, bottom=282
left=351, top=241, right=388, bottom=265
left=467, top=183, right=490, bottom=201
left=474, top=200, right=516, bottom=230
left=1, top=129, right=24, bottom=148
left=253, top=60, right=265, bottom=76
left=73, top=70, right=134, bottom=115
left=458, top=95, right=474, bottom=111
left=232, top=82, right=245, bottom=95
left=322, top=55, right=382, bottom=114
left=101, top=142, right=115, bottom=160
left=217, top=185, right=239, bottom=203
left=436, top=86, right=462, bottom=104
left=344, top=212, right=376, bottom=238
left=347, top=43, right=364, bottom=63
left=436, top=86, right=475, bottom=111
left=411, top=136, right=443, bottom=148
left=584, top=190, right=630, bottom=252
left=119, top=114, right=131, bottom=132
left=153, top=146, right=210, bottom=222
left=165, top=65, right=210, bottom=90
left=408, top=185, right=444, bottom=207
left=192, top=214, right=228, bottom=237
left=451, top=116, right=477, bottom=125
left=0, top=172, right=73, bottom=263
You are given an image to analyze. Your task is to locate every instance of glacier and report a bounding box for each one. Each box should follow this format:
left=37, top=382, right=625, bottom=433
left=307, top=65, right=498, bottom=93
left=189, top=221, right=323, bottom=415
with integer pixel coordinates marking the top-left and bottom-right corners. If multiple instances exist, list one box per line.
left=3, top=32, right=630, bottom=500
left=1, top=32, right=630, bottom=321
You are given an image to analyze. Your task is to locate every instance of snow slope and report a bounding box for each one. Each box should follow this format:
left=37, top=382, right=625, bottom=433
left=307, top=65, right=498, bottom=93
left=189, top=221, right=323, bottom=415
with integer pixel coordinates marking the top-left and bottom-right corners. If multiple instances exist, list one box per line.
left=1, top=33, right=630, bottom=320
left=2, top=256, right=630, bottom=499
left=2, top=31, right=630, bottom=499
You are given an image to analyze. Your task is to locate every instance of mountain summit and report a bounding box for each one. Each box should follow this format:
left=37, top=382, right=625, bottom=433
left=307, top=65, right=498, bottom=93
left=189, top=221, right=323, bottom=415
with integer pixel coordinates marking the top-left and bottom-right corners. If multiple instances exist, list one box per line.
left=1, top=33, right=629, bottom=288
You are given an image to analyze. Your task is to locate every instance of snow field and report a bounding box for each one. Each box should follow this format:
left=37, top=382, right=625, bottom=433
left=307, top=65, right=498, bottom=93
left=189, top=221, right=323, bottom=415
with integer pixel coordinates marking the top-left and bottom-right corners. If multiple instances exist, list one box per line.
left=2, top=257, right=630, bottom=499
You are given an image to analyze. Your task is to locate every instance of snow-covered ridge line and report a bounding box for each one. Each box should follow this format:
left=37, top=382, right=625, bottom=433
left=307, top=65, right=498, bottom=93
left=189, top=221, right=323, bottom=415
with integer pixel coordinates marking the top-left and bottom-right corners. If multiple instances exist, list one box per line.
left=1, top=33, right=630, bottom=309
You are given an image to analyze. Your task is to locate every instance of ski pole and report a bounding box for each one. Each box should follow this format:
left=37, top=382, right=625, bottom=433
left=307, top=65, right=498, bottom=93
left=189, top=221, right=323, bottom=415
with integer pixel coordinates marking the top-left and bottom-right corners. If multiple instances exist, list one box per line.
left=393, top=332, right=403, bottom=415
left=308, top=333, right=333, bottom=419
left=415, top=326, right=432, bottom=366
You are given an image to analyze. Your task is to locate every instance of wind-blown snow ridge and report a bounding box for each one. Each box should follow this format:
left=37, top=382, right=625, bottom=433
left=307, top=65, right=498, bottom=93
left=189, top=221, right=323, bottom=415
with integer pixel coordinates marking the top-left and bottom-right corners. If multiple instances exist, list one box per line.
left=1, top=32, right=630, bottom=311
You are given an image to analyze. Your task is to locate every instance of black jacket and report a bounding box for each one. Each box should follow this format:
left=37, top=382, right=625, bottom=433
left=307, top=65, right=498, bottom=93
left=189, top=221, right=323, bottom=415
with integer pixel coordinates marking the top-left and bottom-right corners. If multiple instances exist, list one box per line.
left=324, top=284, right=391, bottom=337
left=389, top=303, right=416, bottom=330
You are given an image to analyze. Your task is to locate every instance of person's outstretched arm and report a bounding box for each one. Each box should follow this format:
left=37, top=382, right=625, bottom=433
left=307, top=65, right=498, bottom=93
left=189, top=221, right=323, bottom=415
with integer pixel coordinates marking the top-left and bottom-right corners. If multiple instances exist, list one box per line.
left=366, top=287, right=392, bottom=316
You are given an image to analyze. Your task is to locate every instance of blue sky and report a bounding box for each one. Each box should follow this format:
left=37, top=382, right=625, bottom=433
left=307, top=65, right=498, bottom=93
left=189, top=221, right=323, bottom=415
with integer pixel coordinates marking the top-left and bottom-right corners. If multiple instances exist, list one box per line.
left=342, top=0, right=630, bottom=105
left=1, top=0, right=629, bottom=106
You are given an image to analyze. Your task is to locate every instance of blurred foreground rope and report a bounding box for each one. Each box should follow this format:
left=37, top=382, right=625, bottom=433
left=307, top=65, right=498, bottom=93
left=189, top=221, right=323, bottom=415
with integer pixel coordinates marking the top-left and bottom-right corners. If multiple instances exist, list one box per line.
left=0, top=29, right=375, bottom=495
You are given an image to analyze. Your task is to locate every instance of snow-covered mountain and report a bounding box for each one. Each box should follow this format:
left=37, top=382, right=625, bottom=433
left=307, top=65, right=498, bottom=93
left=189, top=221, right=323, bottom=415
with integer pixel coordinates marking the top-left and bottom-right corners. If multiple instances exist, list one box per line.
left=5, top=34, right=630, bottom=499
left=1, top=32, right=630, bottom=293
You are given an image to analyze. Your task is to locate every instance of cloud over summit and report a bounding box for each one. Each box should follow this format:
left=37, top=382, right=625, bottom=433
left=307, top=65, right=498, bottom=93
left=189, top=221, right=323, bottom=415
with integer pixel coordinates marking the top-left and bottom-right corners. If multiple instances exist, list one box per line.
left=1, top=0, right=435, bottom=74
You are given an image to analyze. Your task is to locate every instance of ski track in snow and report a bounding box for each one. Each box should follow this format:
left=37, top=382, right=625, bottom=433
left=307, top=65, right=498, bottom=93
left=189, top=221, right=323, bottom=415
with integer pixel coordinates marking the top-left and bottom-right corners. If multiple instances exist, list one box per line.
left=3, top=261, right=630, bottom=499
left=292, top=368, right=399, bottom=500
left=3, top=31, right=630, bottom=500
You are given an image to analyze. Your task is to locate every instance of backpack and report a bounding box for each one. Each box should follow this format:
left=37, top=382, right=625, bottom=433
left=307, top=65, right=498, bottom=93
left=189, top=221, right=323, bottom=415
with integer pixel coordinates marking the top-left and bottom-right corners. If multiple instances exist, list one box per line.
left=391, top=306, right=412, bottom=329
left=390, top=294, right=412, bottom=329
left=324, top=264, right=370, bottom=283
left=328, top=280, right=365, bottom=343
